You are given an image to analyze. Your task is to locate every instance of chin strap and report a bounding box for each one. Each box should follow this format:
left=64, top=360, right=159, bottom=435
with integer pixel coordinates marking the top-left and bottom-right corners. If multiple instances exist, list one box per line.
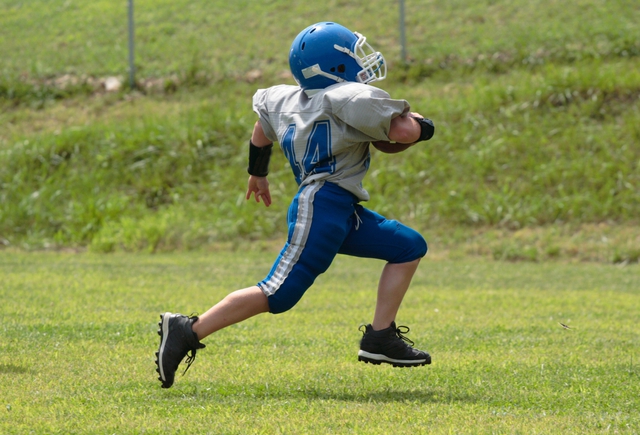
left=301, top=63, right=346, bottom=83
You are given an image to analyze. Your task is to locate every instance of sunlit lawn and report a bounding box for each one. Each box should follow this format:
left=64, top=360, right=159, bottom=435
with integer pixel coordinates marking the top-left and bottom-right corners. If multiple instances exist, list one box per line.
left=1, top=251, right=638, bottom=434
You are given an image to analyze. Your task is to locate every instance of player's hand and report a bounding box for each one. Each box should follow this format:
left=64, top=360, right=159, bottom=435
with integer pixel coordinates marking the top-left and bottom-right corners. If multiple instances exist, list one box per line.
left=246, top=175, right=272, bottom=207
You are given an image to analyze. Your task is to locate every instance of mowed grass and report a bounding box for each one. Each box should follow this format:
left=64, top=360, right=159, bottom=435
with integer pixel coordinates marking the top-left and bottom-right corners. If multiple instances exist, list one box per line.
left=1, top=251, right=638, bottom=434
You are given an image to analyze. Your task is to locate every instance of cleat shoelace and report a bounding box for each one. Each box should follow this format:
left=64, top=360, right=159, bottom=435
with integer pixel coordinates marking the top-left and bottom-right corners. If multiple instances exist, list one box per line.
left=182, top=312, right=204, bottom=376
left=394, top=325, right=415, bottom=347
left=358, top=324, right=367, bottom=335
left=182, top=348, right=199, bottom=376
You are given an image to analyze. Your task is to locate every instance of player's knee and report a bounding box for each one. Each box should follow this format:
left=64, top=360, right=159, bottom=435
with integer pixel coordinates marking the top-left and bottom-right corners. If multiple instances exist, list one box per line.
left=409, top=233, right=428, bottom=260
left=267, top=293, right=301, bottom=314
left=393, top=229, right=427, bottom=263
left=414, top=234, right=428, bottom=258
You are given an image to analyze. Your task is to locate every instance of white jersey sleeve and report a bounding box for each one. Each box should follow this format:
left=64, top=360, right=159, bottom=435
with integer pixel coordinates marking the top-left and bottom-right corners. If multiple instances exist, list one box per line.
left=252, top=82, right=411, bottom=201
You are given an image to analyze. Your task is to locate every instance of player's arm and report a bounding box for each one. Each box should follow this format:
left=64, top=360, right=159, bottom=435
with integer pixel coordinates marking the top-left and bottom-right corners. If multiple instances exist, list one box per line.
left=246, top=121, right=273, bottom=207
left=372, top=112, right=435, bottom=154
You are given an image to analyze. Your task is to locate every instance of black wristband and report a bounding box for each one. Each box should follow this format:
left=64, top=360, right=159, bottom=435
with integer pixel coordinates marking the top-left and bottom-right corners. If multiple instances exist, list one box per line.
left=247, top=141, right=273, bottom=177
left=413, top=117, right=435, bottom=142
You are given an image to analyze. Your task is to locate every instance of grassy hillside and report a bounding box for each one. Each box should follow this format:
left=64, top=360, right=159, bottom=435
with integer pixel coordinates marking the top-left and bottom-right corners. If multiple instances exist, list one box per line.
left=0, top=0, right=639, bottom=259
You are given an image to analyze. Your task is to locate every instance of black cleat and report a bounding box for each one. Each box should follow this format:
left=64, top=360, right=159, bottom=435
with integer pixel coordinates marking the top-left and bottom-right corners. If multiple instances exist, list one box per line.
left=358, top=322, right=431, bottom=367
left=155, top=312, right=205, bottom=388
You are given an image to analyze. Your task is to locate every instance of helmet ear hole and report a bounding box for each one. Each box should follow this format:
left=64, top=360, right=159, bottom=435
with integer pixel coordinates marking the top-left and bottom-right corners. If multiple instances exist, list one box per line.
left=337, top=64, right=346, bottom=73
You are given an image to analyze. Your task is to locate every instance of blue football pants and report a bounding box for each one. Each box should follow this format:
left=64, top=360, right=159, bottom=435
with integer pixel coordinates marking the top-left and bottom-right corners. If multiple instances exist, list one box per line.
left=258, top=181, right=427, bottom=314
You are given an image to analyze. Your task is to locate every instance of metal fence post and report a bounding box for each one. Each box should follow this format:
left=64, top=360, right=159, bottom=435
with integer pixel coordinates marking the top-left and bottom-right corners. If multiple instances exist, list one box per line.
left=128, top=0, right=136, bottom=88
left=399, top=0, right=407, bottom=63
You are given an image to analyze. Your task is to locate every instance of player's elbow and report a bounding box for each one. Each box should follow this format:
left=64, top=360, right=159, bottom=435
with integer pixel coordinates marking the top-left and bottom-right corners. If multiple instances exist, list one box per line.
left=387, top=116, right=420, bottom=144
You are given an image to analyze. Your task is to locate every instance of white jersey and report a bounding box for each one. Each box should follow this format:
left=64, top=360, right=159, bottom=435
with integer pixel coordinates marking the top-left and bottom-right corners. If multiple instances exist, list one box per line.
left=252, top=82, right=410, bottom=201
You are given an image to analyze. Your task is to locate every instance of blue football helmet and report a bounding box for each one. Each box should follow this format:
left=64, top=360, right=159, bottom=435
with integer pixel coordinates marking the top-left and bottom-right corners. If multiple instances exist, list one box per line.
left=289, top=22, right=387, bottom=91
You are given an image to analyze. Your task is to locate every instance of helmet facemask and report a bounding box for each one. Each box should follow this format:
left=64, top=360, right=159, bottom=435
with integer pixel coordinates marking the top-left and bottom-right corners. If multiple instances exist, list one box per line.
left=343, top=32, right=387, bottom=84
left=300, top=32, right=386, bottom=86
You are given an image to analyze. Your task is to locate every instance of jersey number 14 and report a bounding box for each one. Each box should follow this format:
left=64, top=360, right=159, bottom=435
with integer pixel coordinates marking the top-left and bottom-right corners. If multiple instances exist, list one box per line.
left=281, top=120, right=336, bottom=185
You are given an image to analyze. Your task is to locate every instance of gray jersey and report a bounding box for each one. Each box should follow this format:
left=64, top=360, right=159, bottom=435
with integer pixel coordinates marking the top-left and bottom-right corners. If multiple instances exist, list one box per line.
left=252, top=82, right=410, bottom=201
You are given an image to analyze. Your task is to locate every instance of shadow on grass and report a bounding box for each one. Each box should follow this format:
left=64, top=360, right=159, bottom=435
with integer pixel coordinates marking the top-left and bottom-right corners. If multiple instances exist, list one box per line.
left=300, top=388, right=475, bottom=404
left=169, top=381, right=476, bottom=404
left=0, top=363, right=30, bottom=374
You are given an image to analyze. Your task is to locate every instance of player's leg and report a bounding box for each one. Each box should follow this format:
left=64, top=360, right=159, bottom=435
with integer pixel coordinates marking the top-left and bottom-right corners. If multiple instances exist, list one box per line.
left=338, top=205, right=431, bottom=367
left=191, top=286, right=269, bottom=339
left=339, top=204, right=427, bottom=330
left=372, top=258, right=421, bottom=331
left=259, top=181, right=357, bottom=313
left=156, top=288, right=269, bottom=389
left=156, top=182, right=357, bottom=387
left=192, top=182, right=355, bottom=330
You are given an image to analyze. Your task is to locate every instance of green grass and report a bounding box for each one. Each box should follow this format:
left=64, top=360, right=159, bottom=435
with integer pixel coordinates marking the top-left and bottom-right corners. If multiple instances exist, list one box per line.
left=0, top=0, right=639, bottom=255
left=1, top=3, right=639, bottom=432
left=1, top=251, right=638, bottom=433
left=1, top=0, right=637, bottom=80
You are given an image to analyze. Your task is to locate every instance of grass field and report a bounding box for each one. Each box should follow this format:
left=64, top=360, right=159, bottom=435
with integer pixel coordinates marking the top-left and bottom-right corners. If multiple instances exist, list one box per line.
left=1, top=3, right=639, bottom=432
left=1, top=251, right=638, bottom=434
left=0, top=0, right=640, bottom=435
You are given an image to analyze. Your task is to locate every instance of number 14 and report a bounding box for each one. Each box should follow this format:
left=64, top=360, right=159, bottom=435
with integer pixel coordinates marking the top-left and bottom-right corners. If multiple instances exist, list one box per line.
left=281, top=120, right=336, bottom=185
